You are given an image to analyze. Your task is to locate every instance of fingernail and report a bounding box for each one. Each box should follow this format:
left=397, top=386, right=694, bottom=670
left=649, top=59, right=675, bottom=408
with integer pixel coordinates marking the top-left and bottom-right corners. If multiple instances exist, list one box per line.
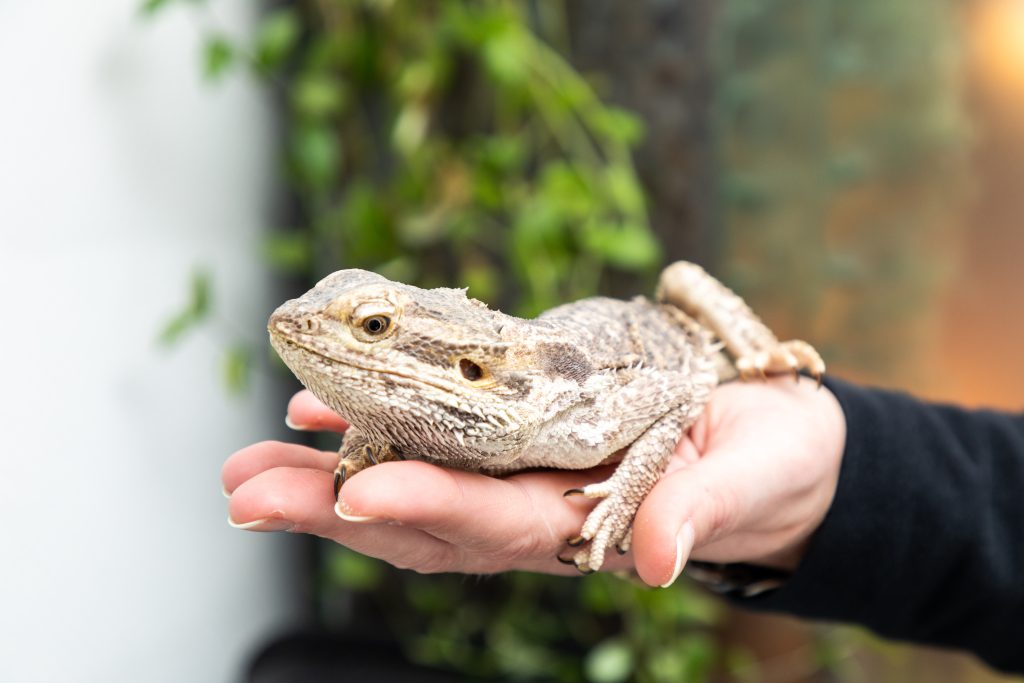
left=228, top=516, right=294, bottom=532
left=660, top=521, right=695, bottom=588
left=285, top=415, right=307, bottom=431
left=334, top=499, right=379, bottom=523
left=221, top=486, right=232, bottom=499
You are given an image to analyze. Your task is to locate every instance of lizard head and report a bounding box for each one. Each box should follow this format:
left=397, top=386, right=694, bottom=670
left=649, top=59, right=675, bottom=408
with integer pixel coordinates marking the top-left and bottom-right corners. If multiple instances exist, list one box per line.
left=268, top=269, right=559, bottom=465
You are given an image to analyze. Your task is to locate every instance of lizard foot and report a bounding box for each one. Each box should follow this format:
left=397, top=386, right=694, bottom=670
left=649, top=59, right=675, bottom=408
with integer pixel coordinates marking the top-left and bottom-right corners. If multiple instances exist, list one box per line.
left=736, top=339, right=825, bottom=385
left=333, top=444, right=401, bottom=499
left=559, top=490, right=636, bottom=572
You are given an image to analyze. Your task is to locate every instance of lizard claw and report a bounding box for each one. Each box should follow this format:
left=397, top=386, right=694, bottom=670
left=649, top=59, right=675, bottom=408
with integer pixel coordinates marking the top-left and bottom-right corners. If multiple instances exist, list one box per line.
left=736, top=339, right=825, bottom=385
left=616, top=527, right=633, bottom=555
left=559, top=546, right=598, bottom=575
left=331, top=442, right=402, bottom=499
left=563, top=488, right=585, bottom=497
left=566, top=535, right=587, bottom=547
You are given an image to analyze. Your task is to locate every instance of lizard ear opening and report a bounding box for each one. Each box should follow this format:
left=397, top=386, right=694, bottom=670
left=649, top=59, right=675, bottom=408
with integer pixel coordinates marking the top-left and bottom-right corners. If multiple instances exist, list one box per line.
left=458, top=358, right=485, bottom=382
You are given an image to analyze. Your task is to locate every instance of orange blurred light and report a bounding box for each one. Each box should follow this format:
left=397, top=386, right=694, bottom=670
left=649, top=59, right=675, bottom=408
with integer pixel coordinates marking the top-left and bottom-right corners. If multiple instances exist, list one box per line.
left=972, top=0, right=1024, bottom=97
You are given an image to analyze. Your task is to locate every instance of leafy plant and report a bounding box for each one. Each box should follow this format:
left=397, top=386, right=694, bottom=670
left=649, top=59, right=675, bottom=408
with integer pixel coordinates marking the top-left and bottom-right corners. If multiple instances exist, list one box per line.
left=149, top=1, right=723, bottom=681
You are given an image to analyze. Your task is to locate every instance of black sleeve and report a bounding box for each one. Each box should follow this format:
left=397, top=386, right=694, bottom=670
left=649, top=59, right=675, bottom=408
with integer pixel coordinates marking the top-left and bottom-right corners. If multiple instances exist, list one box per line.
left=736, top=377, right=1024, bottom=674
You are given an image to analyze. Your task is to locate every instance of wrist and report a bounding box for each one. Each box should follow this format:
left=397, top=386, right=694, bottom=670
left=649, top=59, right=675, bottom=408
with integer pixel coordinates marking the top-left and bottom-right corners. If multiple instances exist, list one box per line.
left=688, top=379, right=846, bottom=589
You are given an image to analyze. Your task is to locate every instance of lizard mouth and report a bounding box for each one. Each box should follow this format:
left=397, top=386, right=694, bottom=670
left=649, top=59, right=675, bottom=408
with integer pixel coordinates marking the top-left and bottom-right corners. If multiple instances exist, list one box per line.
left=271, top=333, right=458, bottom=395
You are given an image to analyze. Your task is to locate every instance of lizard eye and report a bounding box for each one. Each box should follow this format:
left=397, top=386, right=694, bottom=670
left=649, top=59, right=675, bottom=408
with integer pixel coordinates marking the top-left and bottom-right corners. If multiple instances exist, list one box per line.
left=459, top=359, right=484, bottom=381
left=362, top=315, right=390, bottom=336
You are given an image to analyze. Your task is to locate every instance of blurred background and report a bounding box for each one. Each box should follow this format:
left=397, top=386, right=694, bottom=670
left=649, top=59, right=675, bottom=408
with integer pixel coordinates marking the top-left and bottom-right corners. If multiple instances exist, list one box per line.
left=1, top=0, right=1021, bottom=681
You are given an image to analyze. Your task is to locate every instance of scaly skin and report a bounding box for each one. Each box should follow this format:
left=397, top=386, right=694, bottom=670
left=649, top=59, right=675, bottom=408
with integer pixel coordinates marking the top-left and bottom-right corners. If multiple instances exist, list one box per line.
left=268, top=261, right=824, bottom=572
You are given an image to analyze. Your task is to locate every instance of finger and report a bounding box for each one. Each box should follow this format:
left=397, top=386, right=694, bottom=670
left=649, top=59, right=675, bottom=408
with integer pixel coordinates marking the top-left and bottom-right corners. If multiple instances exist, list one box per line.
left=228, top=466, right=458, bottom=573
left=222, top=440, right=337, bottom=494
left=286, top=390, right=348, bottom=432
left=632, top=452, right=744, bottom=588
left=337, top=460, right=632, bottom=573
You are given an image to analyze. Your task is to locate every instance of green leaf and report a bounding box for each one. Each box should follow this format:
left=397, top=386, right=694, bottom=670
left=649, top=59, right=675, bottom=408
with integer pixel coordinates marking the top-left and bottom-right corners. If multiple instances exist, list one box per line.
left=139, top=0, right=204, bottom=17
left=539, top=161, right=593, bottom=217
left=254, top=8, right=300, bottom=73
left=460, top=263, right=498, bottom=303
left=482, top=23, right=530, bottom=84
left=158, top=269, right=211, bottom=346
left=476, top=135, right=526, bottom=174
left=590, top=107, right=645, bottom=146
left=397, top=61, right=439, bottom=99
left=605, top=165, right=645, bottom=216
left=292, top=74, right=346, bottom=120
left=157, top=309, right=198, bottom=347
left=202, top=35, right=233, bottom=80
left=327, top=549, right=382, bottom=591
left=221, top=344, right=250, bottom=394
left=190, top=271, right=210, bottom=317
left=512, top=198, right=564, bottom=245
left=392, top=104, right=429, bottom=155
left=581, top=223, right=660, bottom=270
left=263, top=232, right=312, bottom=274
left=139, top=0, right=172, bottom=15
left=584, top=638, right=634, bottom=683
left=291, top=124, right=340, bottom=190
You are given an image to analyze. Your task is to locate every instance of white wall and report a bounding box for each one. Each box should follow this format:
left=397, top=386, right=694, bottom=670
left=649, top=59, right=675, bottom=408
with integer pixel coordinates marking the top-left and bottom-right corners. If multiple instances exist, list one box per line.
left=0, top=2, right=302, bottom=681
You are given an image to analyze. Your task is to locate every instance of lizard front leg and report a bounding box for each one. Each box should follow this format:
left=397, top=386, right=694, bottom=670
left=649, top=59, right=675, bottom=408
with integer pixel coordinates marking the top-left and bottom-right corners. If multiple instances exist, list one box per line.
left=562, top=410, right=693, bottom=573
left=656, top=261, right=825, bottom=381
left=333, top=429, right=402, bottom=498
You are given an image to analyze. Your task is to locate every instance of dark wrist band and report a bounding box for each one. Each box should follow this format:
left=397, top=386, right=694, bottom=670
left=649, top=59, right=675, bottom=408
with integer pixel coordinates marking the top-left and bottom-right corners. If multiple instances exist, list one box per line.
left=685, top=560, right=792, bottom=598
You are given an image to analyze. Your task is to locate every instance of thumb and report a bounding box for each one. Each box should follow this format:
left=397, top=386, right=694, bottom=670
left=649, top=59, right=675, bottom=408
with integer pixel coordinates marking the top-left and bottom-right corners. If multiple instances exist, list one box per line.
left=631, top=454, right=742, bottom=588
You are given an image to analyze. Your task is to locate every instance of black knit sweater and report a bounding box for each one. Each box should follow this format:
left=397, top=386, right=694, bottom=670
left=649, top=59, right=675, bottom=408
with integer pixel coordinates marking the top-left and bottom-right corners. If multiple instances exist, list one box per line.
left=739, top=378, right=1024, bottom=673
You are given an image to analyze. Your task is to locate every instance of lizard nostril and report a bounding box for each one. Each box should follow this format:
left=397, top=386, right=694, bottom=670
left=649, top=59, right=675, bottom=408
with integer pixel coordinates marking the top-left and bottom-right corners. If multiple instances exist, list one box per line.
left=300, top=317, right=321, bottom=334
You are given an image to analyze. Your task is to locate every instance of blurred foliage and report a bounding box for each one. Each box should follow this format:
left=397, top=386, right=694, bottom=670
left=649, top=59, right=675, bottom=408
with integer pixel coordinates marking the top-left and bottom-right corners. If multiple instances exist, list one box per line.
left=157, top=0, right=659, bottom=393
left=150, top=0, right=713, bottom=681
left=323, top=551, right=726, bottom=682
left=238, top=0, right=655, bottom=316
left=713, top=0, right=968, bottom=383
left=153, top=0, right=969, bottom=679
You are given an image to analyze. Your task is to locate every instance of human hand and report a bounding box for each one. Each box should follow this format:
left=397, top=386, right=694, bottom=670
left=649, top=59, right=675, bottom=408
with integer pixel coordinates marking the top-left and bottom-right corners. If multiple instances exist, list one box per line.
left=223, top=377, right=845, bottom=587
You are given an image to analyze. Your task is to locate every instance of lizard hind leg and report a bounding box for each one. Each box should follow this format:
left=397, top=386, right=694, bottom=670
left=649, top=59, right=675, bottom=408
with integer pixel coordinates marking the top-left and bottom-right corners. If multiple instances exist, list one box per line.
left=656, top=261, right=825, bottom=382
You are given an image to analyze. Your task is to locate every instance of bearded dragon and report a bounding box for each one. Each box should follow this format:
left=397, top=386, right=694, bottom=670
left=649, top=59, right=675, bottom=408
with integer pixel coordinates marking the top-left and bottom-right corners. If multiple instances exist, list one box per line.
left=268, top=261, right=824, bottom=573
